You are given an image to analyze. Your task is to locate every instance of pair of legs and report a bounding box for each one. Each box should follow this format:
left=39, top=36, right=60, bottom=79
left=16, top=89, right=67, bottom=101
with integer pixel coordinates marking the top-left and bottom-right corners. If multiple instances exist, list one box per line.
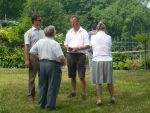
left=88, top=52, right=93, bottom=75
left=38, top=60, right=61, bottom=110
left=67, top=53, right=87, bottom=96
left=96, top=84, right=114, bottom=100
left=28, top=54, right=39, bottom=99
left=91, top=61, right=115, bottom=104
left=70, top=77, right=86, bottom=95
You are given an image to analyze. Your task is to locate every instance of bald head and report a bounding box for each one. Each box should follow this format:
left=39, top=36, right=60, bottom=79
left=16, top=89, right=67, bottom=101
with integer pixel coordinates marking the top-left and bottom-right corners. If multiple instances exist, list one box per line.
left=44, top=25, right=56, bottom=37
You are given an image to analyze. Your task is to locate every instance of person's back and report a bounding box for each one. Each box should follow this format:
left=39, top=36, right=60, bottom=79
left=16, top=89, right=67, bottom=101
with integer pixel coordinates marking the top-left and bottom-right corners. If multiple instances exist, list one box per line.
left=33, top=37, right=63, bottom=62
left=91, top=31, right=112, bottom=58
left=90, top=21, right=115, bottom=106
left=30, top=25, right=65, bottom=111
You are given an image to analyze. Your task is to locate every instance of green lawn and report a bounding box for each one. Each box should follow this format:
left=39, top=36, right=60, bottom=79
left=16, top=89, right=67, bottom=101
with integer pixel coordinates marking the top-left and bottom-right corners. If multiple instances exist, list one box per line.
left=0, top=68, right=150, bottom=113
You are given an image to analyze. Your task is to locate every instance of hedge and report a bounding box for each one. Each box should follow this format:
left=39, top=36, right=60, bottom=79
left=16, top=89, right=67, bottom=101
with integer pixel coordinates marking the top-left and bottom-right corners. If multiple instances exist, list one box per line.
left=0, top=47, right=25, bottom=68
left=0, top=47, right=145, bottom=70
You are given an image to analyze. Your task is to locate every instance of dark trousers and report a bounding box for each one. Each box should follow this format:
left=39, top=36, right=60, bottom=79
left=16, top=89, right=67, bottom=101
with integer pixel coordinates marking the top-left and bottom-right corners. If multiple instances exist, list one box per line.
left=28, top=54, right=39, bottom=97
left=67, top=53, right=86, bottom=78
left=38, top=60, right=62, bottom=109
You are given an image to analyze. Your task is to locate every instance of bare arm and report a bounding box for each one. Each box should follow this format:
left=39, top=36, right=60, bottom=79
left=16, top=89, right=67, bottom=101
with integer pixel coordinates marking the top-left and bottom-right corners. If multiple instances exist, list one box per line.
left=64, top=45, right=73, bottom=51
left=64, top=45, right=68, bottom=49
left=64, top=43, right=90, bottom=52
left=25, top=44, right=30, bottom=68
left=71, top=45, right=90, bottom=52
left=78, top=45, right=90, bottom=50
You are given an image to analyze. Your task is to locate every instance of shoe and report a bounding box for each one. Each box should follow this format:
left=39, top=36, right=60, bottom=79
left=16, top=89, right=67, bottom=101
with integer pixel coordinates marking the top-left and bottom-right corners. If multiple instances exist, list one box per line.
left=46, top=107, right=56, bottom=111
left=39, top=106, right=45, bottom=110
left=96, top=99, right=103, bottom=106
left=28, top=96, right=34, bottom=101
left=110, top=97, right=116, bottom=104
left=81, top=93, right=87, bottom=100
left=67, top=92, right=76, bottom=98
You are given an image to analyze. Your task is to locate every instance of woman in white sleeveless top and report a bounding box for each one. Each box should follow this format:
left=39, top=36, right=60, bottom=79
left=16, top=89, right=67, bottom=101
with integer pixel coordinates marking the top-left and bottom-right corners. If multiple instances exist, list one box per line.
left=91, top=21, right=116, bottom=106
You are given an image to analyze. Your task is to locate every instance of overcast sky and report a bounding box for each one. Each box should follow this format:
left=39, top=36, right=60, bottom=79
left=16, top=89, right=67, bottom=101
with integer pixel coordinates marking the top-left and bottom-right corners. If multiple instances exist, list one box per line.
left=147, top=2, right=150, bottom=8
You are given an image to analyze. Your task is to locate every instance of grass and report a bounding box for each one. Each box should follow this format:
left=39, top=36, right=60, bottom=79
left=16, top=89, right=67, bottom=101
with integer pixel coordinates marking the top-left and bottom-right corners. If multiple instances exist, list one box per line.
left=0, top=68, right=150, bottom=113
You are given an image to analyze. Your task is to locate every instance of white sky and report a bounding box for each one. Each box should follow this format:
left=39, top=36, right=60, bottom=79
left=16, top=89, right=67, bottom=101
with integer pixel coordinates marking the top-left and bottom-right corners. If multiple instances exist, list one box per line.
left=147, top=2, right=150, bottom=8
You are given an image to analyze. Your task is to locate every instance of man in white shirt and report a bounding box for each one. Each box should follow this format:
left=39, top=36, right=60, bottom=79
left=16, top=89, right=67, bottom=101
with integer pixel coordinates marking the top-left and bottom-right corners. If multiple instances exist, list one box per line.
left=30, top=25, right=66, bottom=111
left=24, top=15, right=45, bottom=101
left=64, top=15, right=90, bottom=100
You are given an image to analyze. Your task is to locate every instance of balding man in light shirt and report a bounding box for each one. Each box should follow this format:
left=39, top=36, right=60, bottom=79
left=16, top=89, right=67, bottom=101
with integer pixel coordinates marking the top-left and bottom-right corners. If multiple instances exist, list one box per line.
left=64, top=15, right=90, bottom=100
left=30, top=25, right=66, bottom=111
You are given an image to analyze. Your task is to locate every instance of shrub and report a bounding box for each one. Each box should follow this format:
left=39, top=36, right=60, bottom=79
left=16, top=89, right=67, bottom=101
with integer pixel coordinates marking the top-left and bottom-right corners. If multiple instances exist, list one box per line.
left=125, top=59, right=144, bottom=70
left=112, top=52, right=144, bottom=70
left=0, top=47, right=25, bottom=68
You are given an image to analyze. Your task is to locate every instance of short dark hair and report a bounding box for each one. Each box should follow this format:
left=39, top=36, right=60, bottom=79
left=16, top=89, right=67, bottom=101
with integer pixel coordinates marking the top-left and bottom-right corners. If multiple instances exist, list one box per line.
left=70, top=15, right=79, bottom=21
left=91, top=23, right=97, bottom=30
left=31, top=15, right=41, bottom=24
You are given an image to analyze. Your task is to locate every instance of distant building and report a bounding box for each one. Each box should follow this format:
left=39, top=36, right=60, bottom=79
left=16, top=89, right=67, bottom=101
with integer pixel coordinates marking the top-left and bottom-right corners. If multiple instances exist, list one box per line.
left=0, top=19, right=19, bottom=28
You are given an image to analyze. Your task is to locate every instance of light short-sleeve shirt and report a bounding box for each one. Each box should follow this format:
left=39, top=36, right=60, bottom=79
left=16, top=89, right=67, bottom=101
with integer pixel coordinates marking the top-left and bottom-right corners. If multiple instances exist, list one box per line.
left=24, top=26, right=45, bottom=47
left=91, top=31, right=112, bottom=61
left=64, top=27, right=89, bottom=53
left=30, top=37, right=64, bottom=63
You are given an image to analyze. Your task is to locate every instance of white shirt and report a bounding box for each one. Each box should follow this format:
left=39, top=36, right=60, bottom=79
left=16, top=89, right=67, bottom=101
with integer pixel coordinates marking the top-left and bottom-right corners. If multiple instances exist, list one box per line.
left=64, top=27, right=89, bottom=53
left=24, top=26, right=45, bottom=47
left=30, top=37, right=64, bottom=62
left=91, top=31, right=112, bottom=61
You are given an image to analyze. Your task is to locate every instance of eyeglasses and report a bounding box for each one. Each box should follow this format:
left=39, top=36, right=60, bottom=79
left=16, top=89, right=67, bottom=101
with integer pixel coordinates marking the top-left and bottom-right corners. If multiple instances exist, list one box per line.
left=35, top=19, right=41, bottom=22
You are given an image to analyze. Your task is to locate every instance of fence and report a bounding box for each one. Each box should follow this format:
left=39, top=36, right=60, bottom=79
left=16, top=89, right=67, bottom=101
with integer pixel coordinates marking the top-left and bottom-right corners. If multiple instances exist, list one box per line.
left=112, top=41, right=144, bottom=52
left=112, top=41, right=150, bottom=69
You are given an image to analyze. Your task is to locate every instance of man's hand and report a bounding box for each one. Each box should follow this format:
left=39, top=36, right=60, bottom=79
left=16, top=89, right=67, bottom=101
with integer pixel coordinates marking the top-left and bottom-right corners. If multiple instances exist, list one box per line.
left=67, top=47, right=73, bottom=51
left=71, top=47, right=79, bottom=52
left=25, top=59, right=30, bottom=68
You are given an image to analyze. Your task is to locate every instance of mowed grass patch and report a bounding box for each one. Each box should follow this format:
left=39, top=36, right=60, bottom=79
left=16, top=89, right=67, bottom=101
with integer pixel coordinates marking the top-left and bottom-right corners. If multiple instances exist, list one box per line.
left=0, top=68, right=150, bottom=113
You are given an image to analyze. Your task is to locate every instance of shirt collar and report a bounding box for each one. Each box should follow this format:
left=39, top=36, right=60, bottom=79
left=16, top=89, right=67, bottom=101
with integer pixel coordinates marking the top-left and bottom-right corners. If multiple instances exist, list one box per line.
left=32, top=26, right=41, bottom=31
left=45, top=36, right=54, bottom=40
left=97, top=31, right=105, bottom=34
left=70, top=26, right=82, bottom=33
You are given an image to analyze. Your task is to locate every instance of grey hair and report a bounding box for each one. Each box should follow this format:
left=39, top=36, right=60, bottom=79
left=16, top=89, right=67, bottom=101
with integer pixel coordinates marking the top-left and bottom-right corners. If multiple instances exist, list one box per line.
left=44, top=25, right=56, bottom=37
left=96, top=21, right=105, bottom=30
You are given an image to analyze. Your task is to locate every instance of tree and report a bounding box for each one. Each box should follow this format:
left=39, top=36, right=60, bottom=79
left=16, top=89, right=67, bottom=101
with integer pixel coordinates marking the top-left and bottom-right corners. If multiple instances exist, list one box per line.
left=0, top=0, right=25, bottom=19
left=60, top=0, right=115, bottom=30
left=0, top=16, right=31, bottom=47
left=22, top=0, right=68, bottom=33
left=90, top=0, right=150, bottom=41
left=134, top=33, right=150, bottom=69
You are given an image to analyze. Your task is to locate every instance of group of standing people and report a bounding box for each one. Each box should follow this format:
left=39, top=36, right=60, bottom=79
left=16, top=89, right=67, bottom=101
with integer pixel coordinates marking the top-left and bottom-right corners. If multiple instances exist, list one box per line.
left=24, top=15, right=115, bottom=111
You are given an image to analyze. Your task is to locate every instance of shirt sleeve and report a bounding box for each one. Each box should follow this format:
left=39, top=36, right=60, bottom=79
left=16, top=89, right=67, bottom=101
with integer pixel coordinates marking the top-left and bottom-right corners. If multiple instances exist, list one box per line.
left=64, top=32, right=69, bottom=46
left=108, top=35, right=112, bottom=47
left=24, top=31, right=30, bottom=45
left=84, top=31, right=90, bottom=46
left=30, top=41, right=38, bottom=54
left=52, top=43, right=64, bottom=58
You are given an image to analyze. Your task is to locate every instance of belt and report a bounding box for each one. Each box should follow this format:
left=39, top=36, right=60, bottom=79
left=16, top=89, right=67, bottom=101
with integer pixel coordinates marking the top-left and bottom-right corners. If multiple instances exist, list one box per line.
left=68, top=53, right=84, bottom=55
left=40, top=59, right=60, bottom=64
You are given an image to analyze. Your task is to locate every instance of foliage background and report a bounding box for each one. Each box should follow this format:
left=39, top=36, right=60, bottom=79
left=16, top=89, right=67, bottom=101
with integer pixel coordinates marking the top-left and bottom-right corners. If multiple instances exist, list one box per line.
left=0, top=0, right=150, bottom=68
